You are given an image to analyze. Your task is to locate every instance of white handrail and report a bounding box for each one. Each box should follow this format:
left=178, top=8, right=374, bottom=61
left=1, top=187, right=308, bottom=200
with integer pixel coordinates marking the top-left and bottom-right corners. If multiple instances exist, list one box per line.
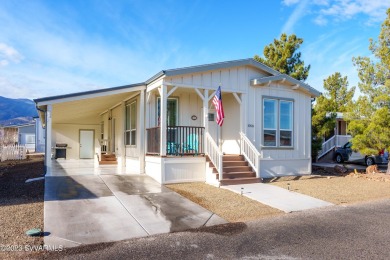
left=100, top=139, right=109, bottom=153
left=205, top=132, right=223, bottom=181
left=240, top=132, right=261, bottom=178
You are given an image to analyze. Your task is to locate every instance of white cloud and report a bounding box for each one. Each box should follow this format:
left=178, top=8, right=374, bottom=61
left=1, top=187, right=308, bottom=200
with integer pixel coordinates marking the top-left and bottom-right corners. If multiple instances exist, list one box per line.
left=0, top=43, right=23, bottom=66
left=314, top=15, right=328, bottom=25
left=0, top=60, right=8, bottom=67
left=281, top=0, right=311, bottom=33
left=282, top=0, right=301, bottom=6
left=284, top=0, right=389, bottom=26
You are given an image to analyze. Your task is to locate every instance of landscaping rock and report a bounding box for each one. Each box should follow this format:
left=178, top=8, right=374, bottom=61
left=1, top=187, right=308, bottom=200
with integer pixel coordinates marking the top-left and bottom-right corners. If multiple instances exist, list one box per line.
left=334, top=165, right=348, bottom=174
left=366, top=165, right=379, bottom=174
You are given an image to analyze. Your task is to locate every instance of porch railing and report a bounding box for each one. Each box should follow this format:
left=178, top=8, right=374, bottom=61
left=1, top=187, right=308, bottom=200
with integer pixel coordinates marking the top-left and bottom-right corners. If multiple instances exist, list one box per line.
left=240, top=132, right=261, bottom=178
left=205, top=132, right=223, bottom=181
left=100, top=139, right=109, bottom=153
left=318, top=134, right=352, bottom=159
left=146, top=126, right=205, bottom=156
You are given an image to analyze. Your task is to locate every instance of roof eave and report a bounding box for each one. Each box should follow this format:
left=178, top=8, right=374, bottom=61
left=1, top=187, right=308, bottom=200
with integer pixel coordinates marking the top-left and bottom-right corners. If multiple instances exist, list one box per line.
left=251, top=75, right=321, bottom=97
left=34, top=83, right=146, bottom=106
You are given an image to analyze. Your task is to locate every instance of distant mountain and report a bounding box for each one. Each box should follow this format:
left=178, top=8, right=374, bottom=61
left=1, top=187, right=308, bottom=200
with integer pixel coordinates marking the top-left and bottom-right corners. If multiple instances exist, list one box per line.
left=0, top=96, right=37, bottom=126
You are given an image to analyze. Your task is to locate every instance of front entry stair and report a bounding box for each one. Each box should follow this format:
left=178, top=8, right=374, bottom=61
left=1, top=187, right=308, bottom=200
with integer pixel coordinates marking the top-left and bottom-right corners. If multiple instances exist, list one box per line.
left=99, top=153, right=117, bottom=165
left=207, top=155, right=261, bottom=185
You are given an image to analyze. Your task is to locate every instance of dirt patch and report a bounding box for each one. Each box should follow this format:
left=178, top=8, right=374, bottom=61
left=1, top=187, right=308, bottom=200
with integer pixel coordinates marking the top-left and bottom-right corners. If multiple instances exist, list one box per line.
left=267, top=166, right=390, bottom=205
left=0, top=156, right=45, bottom=260
left=165, top=182, right=283, bottom=222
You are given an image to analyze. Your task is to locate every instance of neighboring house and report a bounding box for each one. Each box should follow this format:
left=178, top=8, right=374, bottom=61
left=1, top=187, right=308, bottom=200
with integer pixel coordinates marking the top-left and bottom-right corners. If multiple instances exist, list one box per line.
left=0, top=118, right=45, bottom=153
left=16, top=123, right=36, bottom=152
left=317, top=112, right=352, bottom=161
left=34, top=58, right=320, bottom=185
left=34, top=117, right=45, bottom=153
left=0, top=126, right=18, bottom=145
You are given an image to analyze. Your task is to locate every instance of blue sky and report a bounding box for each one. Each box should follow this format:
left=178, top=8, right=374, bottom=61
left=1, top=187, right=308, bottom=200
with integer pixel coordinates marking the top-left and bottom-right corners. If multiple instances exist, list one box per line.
left=0, top=0, right=388, bottom=99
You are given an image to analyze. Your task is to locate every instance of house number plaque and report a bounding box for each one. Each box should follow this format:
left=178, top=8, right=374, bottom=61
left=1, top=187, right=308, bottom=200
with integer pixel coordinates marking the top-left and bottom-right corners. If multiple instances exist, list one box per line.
left=248, top=124, right=254, bottom=127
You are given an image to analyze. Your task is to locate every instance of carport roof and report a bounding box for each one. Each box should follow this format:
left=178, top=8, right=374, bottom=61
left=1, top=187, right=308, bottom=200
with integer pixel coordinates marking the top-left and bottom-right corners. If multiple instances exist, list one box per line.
left=34, top=83, right=145, bottom=105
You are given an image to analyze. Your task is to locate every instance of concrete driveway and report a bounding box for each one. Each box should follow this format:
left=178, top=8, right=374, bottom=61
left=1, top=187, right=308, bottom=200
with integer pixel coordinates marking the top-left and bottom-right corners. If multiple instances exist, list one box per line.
left=44, top=160, right=226, bottom=248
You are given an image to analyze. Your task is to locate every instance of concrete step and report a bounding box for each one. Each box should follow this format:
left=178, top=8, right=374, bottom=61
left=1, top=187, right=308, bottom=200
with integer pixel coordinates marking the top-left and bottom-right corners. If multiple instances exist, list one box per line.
left=220, top=177, right=261, bottom=185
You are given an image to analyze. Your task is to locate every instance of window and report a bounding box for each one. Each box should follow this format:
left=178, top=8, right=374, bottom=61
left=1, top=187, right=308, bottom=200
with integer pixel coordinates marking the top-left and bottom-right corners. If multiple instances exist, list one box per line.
left=263, top=99, right=277, bottom=146
left=100, top=121, right=104, bottom=140
left=25, top=134, right=35, bottom=144
left=125, top=101, right=137, bottom=146
left=279, top=101, right=293, bottom=146
left=263, top=98, right=293, bottom=147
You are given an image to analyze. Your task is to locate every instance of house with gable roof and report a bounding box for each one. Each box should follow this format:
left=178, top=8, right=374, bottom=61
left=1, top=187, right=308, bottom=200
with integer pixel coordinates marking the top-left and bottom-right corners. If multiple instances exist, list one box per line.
left=34, top=58, right=320, bottom=185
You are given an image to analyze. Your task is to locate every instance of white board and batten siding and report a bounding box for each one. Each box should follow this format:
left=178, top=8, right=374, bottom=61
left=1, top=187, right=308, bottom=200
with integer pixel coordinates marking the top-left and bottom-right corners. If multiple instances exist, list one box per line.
left=145, top=156, right=206, bottom=184
left=246, top=81, right=312, bottom=178
left=123, top=95, right=143, bottom=173
left=164, top=66, right=260, bottom=93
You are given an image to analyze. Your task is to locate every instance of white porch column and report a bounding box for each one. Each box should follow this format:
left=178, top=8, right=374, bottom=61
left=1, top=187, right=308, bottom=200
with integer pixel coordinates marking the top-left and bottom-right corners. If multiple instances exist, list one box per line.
left=139, top=89, right=146, bottom=173
left=241, top=93, right=246, bottom=135
left=160, top=85, right=167, bottom=156
left=45, top=104, right=52, bottom=175
left=121, top=101, right=126, bottom=167
left=203, top=89, right=209, bottom=133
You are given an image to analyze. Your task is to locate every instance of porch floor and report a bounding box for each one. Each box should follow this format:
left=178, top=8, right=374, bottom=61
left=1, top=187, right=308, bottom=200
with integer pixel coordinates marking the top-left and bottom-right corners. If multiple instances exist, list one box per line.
left=47, top=158, right=128, bottom=176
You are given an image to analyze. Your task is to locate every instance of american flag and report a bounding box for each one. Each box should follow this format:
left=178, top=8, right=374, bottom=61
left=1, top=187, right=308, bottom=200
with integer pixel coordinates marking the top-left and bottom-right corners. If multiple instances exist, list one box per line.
left=212, top=86, right=225, bottom=126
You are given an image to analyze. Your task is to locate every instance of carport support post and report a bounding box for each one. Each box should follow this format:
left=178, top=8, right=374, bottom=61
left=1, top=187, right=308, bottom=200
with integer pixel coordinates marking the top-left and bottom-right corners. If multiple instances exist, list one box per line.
left=45, top=104, right=52, bottom=175
left=160, top=85, right=167, bottom=156
left=139, top=89, right=145, bottom=173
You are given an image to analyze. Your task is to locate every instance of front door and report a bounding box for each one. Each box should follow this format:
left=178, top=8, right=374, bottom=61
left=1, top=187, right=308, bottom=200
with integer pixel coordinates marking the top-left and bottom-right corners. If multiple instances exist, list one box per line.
left=80, top=130, right=94, bottom=159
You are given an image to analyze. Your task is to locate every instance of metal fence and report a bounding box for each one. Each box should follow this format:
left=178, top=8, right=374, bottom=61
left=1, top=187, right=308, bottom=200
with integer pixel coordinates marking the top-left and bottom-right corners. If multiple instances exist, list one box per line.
left=146, top=126, right=205, bottom=156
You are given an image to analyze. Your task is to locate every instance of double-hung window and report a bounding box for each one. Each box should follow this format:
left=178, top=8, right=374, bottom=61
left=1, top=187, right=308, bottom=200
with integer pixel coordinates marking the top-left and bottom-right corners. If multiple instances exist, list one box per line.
left=263, top=98, right=293, bottom=147
left=125, top=101, right=137, bottom=146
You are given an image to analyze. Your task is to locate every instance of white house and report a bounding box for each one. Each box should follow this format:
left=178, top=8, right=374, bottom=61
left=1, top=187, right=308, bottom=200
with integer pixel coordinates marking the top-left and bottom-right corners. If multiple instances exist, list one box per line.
left=34, top=58, right=320, bottom=185
left=2, top=118, right=46, bottom=153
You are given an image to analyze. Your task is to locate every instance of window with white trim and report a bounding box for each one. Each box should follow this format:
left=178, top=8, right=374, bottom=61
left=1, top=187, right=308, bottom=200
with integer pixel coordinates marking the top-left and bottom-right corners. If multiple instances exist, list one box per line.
left=263, top=98, right=293, bottom=147
left=25, top=134, right=35, bottom=144
left=125, top=101, right=137, bottom=146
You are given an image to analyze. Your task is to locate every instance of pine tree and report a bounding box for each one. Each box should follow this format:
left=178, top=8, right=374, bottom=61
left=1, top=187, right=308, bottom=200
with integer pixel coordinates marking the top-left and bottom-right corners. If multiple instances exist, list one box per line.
left=254, top=33, right=310, bottom=81
left=313, top=73, right=355, bottom=141
left=348, top=8, right=390, bottom=172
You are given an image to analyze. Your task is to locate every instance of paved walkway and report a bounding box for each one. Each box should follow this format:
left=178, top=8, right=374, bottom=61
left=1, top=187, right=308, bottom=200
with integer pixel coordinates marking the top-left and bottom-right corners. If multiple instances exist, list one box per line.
left=223, top=183, right=334, bottom=213
left=44, top=160, right=226, bottom=248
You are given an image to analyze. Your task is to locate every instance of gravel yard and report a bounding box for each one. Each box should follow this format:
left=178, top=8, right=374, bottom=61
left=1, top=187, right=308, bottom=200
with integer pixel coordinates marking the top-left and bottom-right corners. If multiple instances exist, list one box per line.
left=4, top=159, right=390, bottom=259
left=166, top=182, right=283, bottom=222
left=267, top=166, right=390, bottom=205
left=0, top=156, right=44, bottom=260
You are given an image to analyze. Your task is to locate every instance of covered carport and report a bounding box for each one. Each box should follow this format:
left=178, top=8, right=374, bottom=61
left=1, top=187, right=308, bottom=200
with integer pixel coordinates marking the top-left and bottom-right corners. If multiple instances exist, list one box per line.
left=34, top=84, right=146, bottom=175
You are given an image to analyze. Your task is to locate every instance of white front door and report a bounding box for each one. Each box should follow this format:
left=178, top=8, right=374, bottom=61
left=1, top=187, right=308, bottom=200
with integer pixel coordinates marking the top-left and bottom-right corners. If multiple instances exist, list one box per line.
left=80, top=130, right=94, bottom=159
